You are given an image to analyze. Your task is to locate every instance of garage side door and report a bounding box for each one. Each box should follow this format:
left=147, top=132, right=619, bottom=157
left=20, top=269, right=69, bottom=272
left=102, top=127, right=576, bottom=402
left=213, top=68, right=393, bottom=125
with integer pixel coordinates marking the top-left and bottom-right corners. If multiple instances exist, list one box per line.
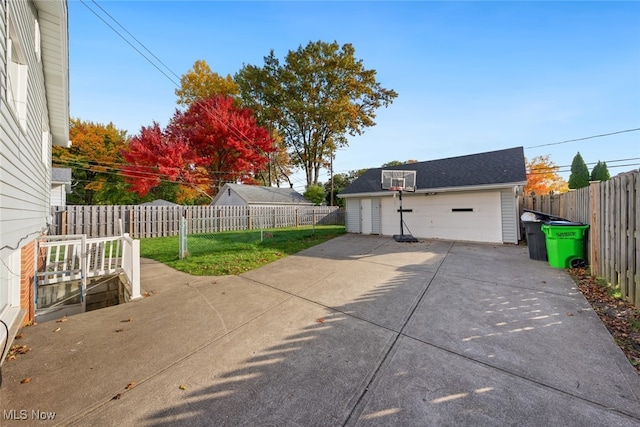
left=380, top=191, right=502, bottom=243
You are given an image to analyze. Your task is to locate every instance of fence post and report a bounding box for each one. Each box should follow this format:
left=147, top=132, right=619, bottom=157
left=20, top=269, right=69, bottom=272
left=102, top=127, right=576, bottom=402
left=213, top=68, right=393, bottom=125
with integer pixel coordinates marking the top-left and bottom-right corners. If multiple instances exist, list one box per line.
left=589, top=181, right=600, bottom=276
left=179, top=216, right=188, bottom=260
left=61, top=210, right=67, bottom=235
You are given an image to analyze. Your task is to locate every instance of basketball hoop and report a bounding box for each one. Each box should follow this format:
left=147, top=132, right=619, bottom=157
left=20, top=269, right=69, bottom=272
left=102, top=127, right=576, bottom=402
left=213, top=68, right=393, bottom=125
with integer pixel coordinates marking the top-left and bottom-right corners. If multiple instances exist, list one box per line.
left=381, top=169, right=419, bottom=242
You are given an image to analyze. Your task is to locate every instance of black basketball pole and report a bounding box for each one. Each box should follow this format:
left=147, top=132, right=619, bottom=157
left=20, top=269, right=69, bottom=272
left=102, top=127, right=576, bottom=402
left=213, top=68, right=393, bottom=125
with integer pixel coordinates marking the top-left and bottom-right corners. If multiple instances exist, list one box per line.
left=393, top=188, right=418, bottom=242
left=398, top=189, right=404, bottom=236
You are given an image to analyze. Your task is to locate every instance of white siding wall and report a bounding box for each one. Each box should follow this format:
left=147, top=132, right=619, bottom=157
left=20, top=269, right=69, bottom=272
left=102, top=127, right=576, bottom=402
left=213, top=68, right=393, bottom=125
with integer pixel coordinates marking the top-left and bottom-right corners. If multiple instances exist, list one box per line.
left=500, top=188, right=519, bottom=244
left=50, top=183, right=65, bottom=206
left=1, top=1, right=52, bottom=259
left=345, top=198, right=360, bottom=233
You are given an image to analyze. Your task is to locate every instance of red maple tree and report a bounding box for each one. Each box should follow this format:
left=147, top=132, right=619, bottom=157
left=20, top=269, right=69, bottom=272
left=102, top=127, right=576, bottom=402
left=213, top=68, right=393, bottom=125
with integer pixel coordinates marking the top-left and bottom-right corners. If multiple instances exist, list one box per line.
left=122, top=96, right=274, bottom=197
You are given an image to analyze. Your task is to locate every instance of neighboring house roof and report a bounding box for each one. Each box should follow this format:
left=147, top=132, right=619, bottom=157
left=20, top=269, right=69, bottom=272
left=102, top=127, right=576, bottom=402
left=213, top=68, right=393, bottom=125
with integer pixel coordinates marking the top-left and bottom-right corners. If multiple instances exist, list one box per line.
left=340, top=147, right=527, bottom=196
left=34, top=0, right=70, bottom=147
left=139, top=199, right=179, bottom=206
left=51, top=167, right=71, bottom=184
left=213, top=183, right=313, bottom=205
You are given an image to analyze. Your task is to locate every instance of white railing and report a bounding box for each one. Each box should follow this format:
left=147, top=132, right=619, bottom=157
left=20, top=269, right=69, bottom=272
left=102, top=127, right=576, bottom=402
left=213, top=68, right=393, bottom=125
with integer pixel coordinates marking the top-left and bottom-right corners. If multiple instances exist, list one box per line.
left=36, top=233, right=140, bottom=314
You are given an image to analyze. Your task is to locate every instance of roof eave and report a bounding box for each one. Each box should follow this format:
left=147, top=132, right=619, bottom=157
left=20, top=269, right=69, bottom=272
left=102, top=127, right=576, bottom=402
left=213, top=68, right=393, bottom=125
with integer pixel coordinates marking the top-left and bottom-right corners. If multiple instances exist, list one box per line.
left=339, top=181, right=527, bottom=198
left=34, top=0, right=70, bottom=148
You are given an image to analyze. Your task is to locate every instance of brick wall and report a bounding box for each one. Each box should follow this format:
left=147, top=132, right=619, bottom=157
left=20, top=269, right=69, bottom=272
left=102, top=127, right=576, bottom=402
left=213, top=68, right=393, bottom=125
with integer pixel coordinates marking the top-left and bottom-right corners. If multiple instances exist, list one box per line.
left=20, top=241, right=36, bottom=325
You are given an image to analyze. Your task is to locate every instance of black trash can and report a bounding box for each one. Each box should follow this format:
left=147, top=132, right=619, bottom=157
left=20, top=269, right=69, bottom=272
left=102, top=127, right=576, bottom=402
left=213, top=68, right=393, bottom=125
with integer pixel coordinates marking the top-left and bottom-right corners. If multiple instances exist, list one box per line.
left=523, top=221, right=547, bottom=261
left=521, top=209, right=569, bottom=261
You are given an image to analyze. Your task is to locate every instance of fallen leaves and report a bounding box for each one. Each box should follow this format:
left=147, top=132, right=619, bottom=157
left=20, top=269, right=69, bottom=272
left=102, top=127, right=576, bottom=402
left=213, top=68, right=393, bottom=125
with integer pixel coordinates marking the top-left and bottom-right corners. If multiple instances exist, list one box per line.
left=20, top=378, right=31, bottom=384
left=179, top=384, right=187, bottom=390
left=125, top=382, right=136, bottom=390
left=7, top=344, right=31, bottom=360
left=56, top=316, right=68, bottom=323
left=121, top=318, right=132, bottom=323
left=570, top=267, right=640, bottom=374
left=316, top=318, right=325, bottom=324
left=53, top=327, right=61, bottom=332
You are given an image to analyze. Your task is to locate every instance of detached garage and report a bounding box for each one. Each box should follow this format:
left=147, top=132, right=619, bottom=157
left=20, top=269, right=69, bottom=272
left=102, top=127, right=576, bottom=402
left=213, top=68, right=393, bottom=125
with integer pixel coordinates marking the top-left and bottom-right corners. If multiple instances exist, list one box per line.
left=338, top=147, right=527, bottom=244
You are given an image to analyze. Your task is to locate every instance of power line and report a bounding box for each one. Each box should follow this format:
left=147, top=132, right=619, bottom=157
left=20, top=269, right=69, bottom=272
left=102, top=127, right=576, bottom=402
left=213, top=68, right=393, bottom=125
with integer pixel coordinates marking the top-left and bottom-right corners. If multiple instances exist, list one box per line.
left=89, top=0, right=182, bottom=82
left=80, top=1, right=265, bottom=148
left=79, top=0, right=180, bottom=87
left=525, top=128, right=640, bottom=149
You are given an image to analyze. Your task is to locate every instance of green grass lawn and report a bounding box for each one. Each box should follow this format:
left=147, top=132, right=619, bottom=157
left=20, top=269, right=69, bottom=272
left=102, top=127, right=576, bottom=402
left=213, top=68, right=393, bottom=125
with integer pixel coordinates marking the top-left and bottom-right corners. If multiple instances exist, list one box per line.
left=139, top=225, right=346, bottom=276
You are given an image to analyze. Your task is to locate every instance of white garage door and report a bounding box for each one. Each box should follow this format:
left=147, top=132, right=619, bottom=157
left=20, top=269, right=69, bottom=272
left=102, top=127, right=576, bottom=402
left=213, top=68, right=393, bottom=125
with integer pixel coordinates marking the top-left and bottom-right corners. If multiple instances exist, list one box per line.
left=380, top=191, right=502, bottom=243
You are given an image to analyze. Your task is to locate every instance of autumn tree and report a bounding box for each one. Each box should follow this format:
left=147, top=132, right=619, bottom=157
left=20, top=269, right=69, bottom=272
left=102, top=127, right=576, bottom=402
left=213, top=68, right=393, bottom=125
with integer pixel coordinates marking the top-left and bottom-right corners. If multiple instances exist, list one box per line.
left=524, top=155, right=568, bottom=195
left=253, top=131, right=294, bottom=187
left=236, top=40, right=398, bottom=187
left=53, top=118, right=136, bottom=205
left=590, top=161, right=610, bottom=181
left=568, top=152, right=590, bottom=189
left=122, top=96, right=274, bottom=197
left=175, top=60, right=239, bottom=107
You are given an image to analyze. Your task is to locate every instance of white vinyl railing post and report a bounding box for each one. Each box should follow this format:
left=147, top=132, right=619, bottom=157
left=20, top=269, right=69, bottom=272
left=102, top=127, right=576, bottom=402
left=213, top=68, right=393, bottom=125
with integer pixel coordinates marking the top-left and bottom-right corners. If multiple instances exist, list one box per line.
left=122, top=233, right=141, bottom=300
left=81, top=235, right=87, bottom=312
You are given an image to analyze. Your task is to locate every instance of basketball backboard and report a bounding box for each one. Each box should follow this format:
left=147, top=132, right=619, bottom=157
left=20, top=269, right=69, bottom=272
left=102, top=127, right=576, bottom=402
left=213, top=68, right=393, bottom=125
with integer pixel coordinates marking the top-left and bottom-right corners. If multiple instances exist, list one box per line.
left=381, top=170, right=416, bottom=192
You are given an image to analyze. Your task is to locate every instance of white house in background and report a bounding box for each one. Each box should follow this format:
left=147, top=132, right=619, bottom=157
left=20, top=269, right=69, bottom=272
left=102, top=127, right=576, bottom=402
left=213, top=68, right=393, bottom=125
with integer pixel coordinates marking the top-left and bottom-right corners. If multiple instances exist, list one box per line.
left=0, top=1, right=69, bottom=351
left=338, top=147, right=527, bottom=244
left=212, top=183, right=313, bottom=207
left=51, top=167, right=71, bottom=207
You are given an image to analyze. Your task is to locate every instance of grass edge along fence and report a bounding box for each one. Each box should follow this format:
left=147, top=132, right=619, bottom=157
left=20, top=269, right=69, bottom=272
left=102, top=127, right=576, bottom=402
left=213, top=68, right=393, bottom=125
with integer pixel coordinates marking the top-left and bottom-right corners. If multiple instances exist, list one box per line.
left=50, top=205, right=345, bottom=239
left=140, top=225, right=346, bottom=276
left=521, top=170, right=639, bottom=307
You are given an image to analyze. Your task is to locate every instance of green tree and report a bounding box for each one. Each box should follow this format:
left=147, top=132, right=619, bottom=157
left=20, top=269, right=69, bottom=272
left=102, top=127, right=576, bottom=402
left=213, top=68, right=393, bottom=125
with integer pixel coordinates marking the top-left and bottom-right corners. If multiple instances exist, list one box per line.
left=236, top=40, right=398, bottom=187
left=568, top=152, right=590, bottom=189
left=382, top=160, right=418, bottom=167
left=324, top=169, right=367, bottom=206
left=175, top=60, right=239, bottom=107
left=304, top=184, right=325, bottom=205
left=590, top=161, right=611, bottom=181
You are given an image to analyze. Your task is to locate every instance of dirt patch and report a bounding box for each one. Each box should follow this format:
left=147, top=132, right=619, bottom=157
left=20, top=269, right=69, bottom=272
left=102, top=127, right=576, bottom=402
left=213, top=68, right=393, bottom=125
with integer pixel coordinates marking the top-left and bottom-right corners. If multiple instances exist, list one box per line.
left=570, top=267, right=640, bottom=374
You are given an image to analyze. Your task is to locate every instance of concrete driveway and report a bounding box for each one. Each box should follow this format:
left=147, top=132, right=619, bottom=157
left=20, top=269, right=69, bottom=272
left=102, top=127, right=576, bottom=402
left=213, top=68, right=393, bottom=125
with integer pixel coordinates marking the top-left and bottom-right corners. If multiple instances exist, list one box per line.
left=1, top=234, right=639, bottom=426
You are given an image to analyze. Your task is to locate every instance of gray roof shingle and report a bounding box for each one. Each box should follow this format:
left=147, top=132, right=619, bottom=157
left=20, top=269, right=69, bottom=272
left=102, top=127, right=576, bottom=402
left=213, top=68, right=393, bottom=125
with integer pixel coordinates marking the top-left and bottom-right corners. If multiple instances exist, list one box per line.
left=223, top=184, right=312, bottom=205
left=340, top=147, right=526, bottom=195
left=51, top=167, right=72, bottom=184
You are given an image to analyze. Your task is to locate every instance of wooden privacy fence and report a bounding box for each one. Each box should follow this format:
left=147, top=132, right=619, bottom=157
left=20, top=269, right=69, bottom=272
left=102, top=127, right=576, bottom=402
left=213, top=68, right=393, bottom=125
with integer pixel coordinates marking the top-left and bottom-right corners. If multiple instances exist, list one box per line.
left=522, top=171, right=639, bottom=306
left=50, top=205, right=345, bottom=239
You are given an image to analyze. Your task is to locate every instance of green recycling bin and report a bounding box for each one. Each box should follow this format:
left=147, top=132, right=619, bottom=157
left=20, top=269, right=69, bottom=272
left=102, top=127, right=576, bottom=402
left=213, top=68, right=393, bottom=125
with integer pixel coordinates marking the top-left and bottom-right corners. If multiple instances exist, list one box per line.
left=541, top=221, right=589, bottom=268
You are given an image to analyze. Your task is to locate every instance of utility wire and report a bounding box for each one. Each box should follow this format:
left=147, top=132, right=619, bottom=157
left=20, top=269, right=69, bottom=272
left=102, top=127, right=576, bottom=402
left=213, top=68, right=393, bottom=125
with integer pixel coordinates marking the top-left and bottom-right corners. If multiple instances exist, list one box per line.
left=79, top=0, right=180, bottom=87
left=525, top=128, right=640, bottom=149
left=80, top=0, right=266, bottom=149
left=89, top=0, right=182, bottom=82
